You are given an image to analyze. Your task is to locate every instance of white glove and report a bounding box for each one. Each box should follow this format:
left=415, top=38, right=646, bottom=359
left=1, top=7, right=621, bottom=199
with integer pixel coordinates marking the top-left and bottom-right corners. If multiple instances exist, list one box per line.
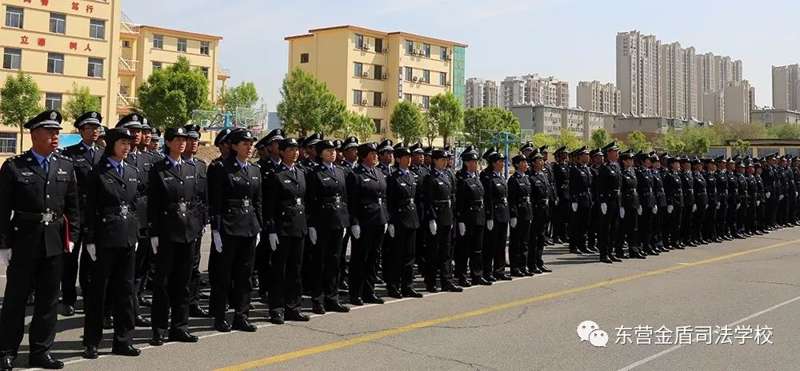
left=268, top=233, right=279, bottom=251
left=150, top=237, right=159, bottom=255
left=766, top=192, right=771, bottom=199
left=652, top=206, right=658, bottom=214
left=620, top=207, right=626, bottom=219
left=383, top=224, right=388, bottom=234
left=212, top=230, right=223, bottom=253
left=67, top=241, right=75, bottom=253
left=667, top=205, right=674, bottom=214
left=736, top=203, right=741, bottom=210
left=571, top=202, right=578, bottom=212
left=555, top=198, right=559, bottom=206
left=135, top=242, right=139, bottom=251
left=716, top=202, right=721, bottom=210
left=203, top=225, right=208, bottom=234
left=510, top=217, right=518, bottom=228
left=795, top=191, right=797, bottom=197
left=600, top=203, right=608, bottom=215
left=429, top=220, right=437, bottom=235
left=342, top=228, right=347, bottom=239
left=0, top=249, right=11, bottom=266
left=458, top=222, right=466, bottom=237
left=388, top=224, right=395, bottom=238
left=637, top=206, right=643, bottom=216
left=309, top=227, right=318, bottom=245
left=692, top=204, right=697, bottom=212
left=780, top=195, right=784, bottom=200
left=486, top=220, right=494, bottom=231
left=756, top=200, right=761, bottom=207
left=86, top=244, right=97, bottom=262
left=255, top=233, right=261, bottom=247
left=351, top=225, right=361, bottom=240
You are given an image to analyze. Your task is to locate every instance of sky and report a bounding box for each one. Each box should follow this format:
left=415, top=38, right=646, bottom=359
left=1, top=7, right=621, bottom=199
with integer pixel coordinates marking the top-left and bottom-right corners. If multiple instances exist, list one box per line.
left=122, top=0, right=800, bottom=109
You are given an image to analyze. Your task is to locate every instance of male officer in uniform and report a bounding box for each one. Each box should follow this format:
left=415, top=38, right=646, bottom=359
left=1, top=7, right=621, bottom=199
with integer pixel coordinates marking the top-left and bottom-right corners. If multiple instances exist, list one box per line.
left=691, top=157, right=708, bottom=244
left=409, top=143, right=429, bottom=275
left=568, top=147, right=592, bottom=254
left=596, top=142, right=623, bottom=263
left=663, top=156, right=684, bottom=249
left=338, top=136, right=359, bottom=291
left=552, top=146, right=570, bottom=245
left=508, top=154, right=533, bottom=276
left=0, top=110, right=80, bottom=370
left=679, top=157, right=696, bottom=246
left=60, top=111, right=103, bottom=316
left=182, top=124, right=211, bottom=318
left=254, top=129, right=284, bottom=303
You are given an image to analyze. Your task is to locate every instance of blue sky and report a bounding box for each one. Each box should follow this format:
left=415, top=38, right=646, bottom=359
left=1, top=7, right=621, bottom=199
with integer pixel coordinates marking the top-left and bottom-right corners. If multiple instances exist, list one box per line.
left=122, top=0, right=799, bottom=109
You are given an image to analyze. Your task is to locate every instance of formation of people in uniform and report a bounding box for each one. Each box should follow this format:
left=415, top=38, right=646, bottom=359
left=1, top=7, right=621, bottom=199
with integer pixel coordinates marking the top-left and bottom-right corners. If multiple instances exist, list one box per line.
left=1, top=109, right=800, bottom=369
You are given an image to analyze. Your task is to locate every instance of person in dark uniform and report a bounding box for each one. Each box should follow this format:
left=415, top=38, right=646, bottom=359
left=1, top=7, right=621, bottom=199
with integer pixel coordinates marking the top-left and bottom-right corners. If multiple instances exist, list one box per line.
left=763, top=154, right=779, bottom=230
left=634, top=152, right=658, bottom=256
left=264, top=138, right=310, bottom=324
left=528, top=151, right=552, bottom=272
left=596, top=142, right=623, bottom=264
left=568, top=147, right=592, bottom=254
left=508, top=154, right=533, bottom=276
left=679, top=157, right=696, bottom=246
left=714, top=157, right=730, bottom=241
left=421, top=148, right=462, bottom=293
left=727, top=158, right=742, bottom=239
left=735, top=160, right=749, bottom=237
left=454, top=147, right=488, bottom=287
left=81, top=128, right=141, bottom=360
left=254, top=129, right=284, bottom=304
left=409, top=143, right=429, bottom=279
left=587, top=149, right=604, bottom=253
left=650, top=152, right=668, bottom=252
left=539, top=146, right=556, bottom=245
left=745, top=161, right=759, bottom=235
left=703, top=158, right=721, bottom=243
left=205, top=128, right=234, bottom=309
left=208, top=129, right=262, bottom=332
left=754, top=161, right=767, bottom=234
left=299, top=133, right=322, bottom=171
left=60, top=111, right=103, bottom=317
left=181, top=124, right=211, bottom=318
left=691, top=157, right=708, bottom=244
left=0, top=111, right=79, bottom=370
left=305, top=139, right=351, bottom=314
left=663, top=156, right=685, bottom=250
left=482, top=151, right=510, bottom=280
left=346, top=143, right=390, bottom=305
left=385, top=144, right=423, bottom=298
left=147, top=127, right=203, bottom=346
left=619, top=150, right=643, bottom=259
left=338, top=136, right=359, bottom=291
left=552, top=147, right=570, bottom=246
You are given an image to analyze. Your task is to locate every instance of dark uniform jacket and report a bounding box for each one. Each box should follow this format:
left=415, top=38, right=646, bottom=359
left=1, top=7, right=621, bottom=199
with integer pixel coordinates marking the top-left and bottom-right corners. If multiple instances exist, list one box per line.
left=387, top=167, right=420, bottom=229
left=553, top=162, right=570, bottom=202
left=346, top=164, right=389, bottom=227
left=653, top=169, right=667, bottom=208
left=693, top=171, right=708, bottom=210
left=597, top=162, right=622, bottom=206
left=148, top=158, right=206, bottom=244
left=736, top=172, right=749, bottom=207
left=482, top=172, right=510, bottom=223
left=508, top=171, right=533, bottom=221
left=410, top=164, right=430, bottom=223
left=663, top=170, right=684, bottom=208
left=705, top=171, right=718, bottom=209
left=422, top=168, right=455, bottom=227
left=306, top=162, right=350, bottom=229
left=62, top=143, right=101, bottom=238
left=264, top=163, right=307, bottom=237
left=621, top=167, right=640, bottom=210
left=569, top=164, right=593, bottom=209
left=455, top=170, right=486, bottom=227
left=128, top=150, right=158, bottom=234
left=635, top=166, right=656, bottom=211
left=184, top=157, right=209, bottom=224
left=209, top=157, right=262, bottom=237
left=529, top=171, right=550, bottom=209
left=85, top=157, right=139, bottom=248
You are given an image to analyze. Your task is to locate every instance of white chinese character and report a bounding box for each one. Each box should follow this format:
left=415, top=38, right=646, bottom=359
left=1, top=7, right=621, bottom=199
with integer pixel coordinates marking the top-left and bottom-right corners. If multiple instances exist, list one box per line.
left=715, top=325, right=734, bottom=345
left=634, top=325, right=653, bottom=345
left=674, top=325, right=693, bottom=345
left=694, top=326, right=713, bottom=344
left=615, top=326, right=633, bottom=345
left=734, top=325, right=753, bottom=345
left=654, top=325, right=673, bottom=345
left=753, top=325, right=774, bottom=345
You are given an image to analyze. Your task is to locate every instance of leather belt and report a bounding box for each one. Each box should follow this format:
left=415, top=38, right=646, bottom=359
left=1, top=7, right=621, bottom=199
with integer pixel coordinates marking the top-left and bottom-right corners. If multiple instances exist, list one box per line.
left=13, top=209, right=62, bottom=226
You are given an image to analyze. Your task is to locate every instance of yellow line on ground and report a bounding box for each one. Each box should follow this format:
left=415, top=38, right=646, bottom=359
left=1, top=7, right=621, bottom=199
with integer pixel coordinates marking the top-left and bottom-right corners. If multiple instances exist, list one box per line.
left=216, top=238, right=799, bottom=371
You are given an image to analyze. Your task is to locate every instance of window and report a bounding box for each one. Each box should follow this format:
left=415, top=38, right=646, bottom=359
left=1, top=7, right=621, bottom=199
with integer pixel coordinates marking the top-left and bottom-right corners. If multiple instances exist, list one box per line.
left=422, top=69, right=430, bottom=83
left=423, top=43, right=431, bottom=58
left=355, top=34, right=364, bottom=49
left=373, top=92, right=382, bottom=107
left=3, top=48, right=21, bottom=70
left=353, top=90, right=363, bottom=105
left=405, top=40, right=414, bottom=55
left=47, top=53, right=64, bottom=74
left=440, top=72, right=447, bottom=85
left=201, top=67, right=209, bottom=79
left=300, top=53, right=309, bottom=63
left=90, top=19, right=105, bottom=39
left=404, top=93, right=413, bottom=102
left=200, top=41, right=210, bottom=55
left=440, top=46, right=449, bottom=60
left=5, top=7, right=23, bottom=29
left=373, top=119, right=381, bottom=133
left=422, top=96, right=430, bottom=109
left=122, top=40, right=131, bottom=48
left=152, top=61, right=162, bottom=70
left=374, top=65, right=383, bottom=80
left=177, top=38, right=187, bottom=52
left=404, top=67, right=413, bottom=81
left=87, top=57, right=103, bottom=78
left=0, top=133, right=17, bottom=154
left=153, top=35, right=163, bottom=49
left=375, top=38, right=383, bottom=53
left=354, top=62, right=363, bottom=77
left=45, top=93, right=62, bottom=111
left=49, top=13, right=66, bottom=34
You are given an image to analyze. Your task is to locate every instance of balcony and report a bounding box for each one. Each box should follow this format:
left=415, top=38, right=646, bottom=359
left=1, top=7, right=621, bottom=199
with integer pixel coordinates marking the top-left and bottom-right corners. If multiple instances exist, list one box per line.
left=217, top=67, right=231, bottom=80
left=119, top=58, right=137, bottom=74
left=121, top=12, right=138, bottom=34
left=117, top=94, right=137, bottom=109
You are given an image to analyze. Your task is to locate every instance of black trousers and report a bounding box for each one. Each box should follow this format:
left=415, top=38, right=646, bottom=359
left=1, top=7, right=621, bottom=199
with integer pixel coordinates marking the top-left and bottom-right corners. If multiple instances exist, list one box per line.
left=704, top=203, right=718, bottom=239
left=188, top=232, right=203, bottom=307
left=134, top=233, right=153, bottom=319
left=528, top=206, right=549, bottom=269
left=665, top=206, right=683, bottom=248
left=151, top=240, right=194, bottom=331
left=309, top=227, right=345, bottom=304
left=60, top=236, right=81, bottom=306
left=339, top=231, right=350, bottom=287
left=598, top=200, right=619, bottom=259
left=509, top=219, right=531, bottom=271
left=0, top=252, right=62, bottom=355
left=570, top=204, right=591, bottom=251
left=269, top=236, right=304, bottom=312
left=255, top=231, right=272, bottom=298
left=210, top=234, right=255, bottom=320
left=638, top=207, right=654, bottom=251
left=717, top=203, right=727, bottom=236
left=349, top=225, right=384, bottom=299
left=553, top=200, right=570, bottom=241
left=483, top=222, right=508, bottom=275
left=424, top=223, right=453, bottom=287
left=84, top=246, right=136, bottom=347
left=455, top=224, right=484, bottom=280
left=385, top=227, right=417, bottom=290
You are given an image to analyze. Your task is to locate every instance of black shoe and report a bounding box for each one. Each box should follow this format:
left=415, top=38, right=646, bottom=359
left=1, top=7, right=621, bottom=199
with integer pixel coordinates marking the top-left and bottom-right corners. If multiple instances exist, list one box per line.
left=232, top=317, right=257, bottom=332
left=386, top=286, right=403, bottom=299
left=111, top=343, right=141, bottom=357
left=522, top=268, right=535, bottom=276
left=150, top=329, right=166, bottom=346
left=610, top=256, right=623, bottom=262
left=312, top=302, right=326, bottom=315
left=189, top=304, right=210, bottom=318
left=510, top=269, right=525, bottom=277
left=442, top=282, right=463, bottom=292
left=103, top=315, right=114, bottom=329
left=82, top=346, right=99, bottom=359
left=135, top=315, right=151, bottom=327
left=578, top=248, right=593, bottom=254
left=538, top=265, right=552, bottom=273
left=339, top=280, right=349, bottom=291
left=29, top=352, right=63, bottom=369
left=363, top=294, right=384, bottom=304
left=528, top=266, right=542, bottom=274
left=401, top=288, right=423, bottom=298
left=472, top=276, right=492, bottom=286
left=494, top=273, right=512, bottom=281
left=269, top=311, right=285, bottom=324
left=285, top=310, right=311, bottom=322
left=168, top=328, right=198, bottom=343
left=425, top=284, right=440, bottom=293
left=138, top=296, right=152, bottom=307
left=485, top=274, right=497, bottom=282
left=600, top=256, right=613, bottom=264
left=350, top=297, right=364, bottom=306
left=458, top=278, right=472, bottom=288
left=0, top=354, right=13, bottom=370
left=674, top=245, right=685, bottom=249
left=615, top=254, right=627, bottom=260
left=62, top=304, right=75, bottom=317
left=324, top=301, right=351, bottom=312
left=630, top=253, right=646, bottom=259
left=214, top=318, right=231, bottom=332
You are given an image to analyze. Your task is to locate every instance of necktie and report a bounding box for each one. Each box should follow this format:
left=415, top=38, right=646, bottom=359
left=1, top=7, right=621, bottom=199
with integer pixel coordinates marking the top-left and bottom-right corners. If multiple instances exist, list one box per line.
left=175, top=162, right=182, bottom=173
left=117, top=164, right=123, bottom=176
left=87, top=147, right=94, bottom=161
left=42, top=158, right=49, bottom=173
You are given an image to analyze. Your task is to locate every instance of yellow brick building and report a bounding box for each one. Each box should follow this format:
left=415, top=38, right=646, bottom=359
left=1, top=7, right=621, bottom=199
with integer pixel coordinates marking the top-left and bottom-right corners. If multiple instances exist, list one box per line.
left=285, top=25, right=466, bottom=136
left=0, top=0, right=227, bottom=159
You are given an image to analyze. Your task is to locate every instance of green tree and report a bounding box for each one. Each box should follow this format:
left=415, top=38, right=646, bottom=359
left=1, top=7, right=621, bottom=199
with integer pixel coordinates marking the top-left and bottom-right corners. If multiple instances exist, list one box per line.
left=766, top=123, right=800, bottom=140
left=428, top=92, right=464, bottom=146
left=390, top=101, right=424, bottom=144
left=711, top=122, right=766, bottom=143
left=731, top=139, right=751, bottom=156
left=0, top=73, right=41, bottom=146
left=590, top=128, right=612, bottom=150
left=625, top=131, right=651, bottom=153
left=137, top=56, right=210, bottom=128
left=660, top=130, right=686, bottom=154
left=219, top=82, right=259, bottom=112
left=277, top=68, right=346, bottom=136
left=462, top=107, right=520, bottom=150
left=682, top=127, right=712, bottom=155
left=531, top=132, right=557, bottom=149
left=333, top=111, right=374, bottom=143
left=555, top=128, right=583, bottom=150
left=63, top=84, right=101, bottom=122
left=422, top=113, right=438, bottom=146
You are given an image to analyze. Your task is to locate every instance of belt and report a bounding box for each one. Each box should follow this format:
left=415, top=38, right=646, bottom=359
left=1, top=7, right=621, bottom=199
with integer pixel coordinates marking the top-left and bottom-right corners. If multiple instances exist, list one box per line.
left=13, top=209, right=63, bottom=226
left=167, top=201, right=190, bottom=214
left=470, top=199, right=484, bottom=207
left=362, top=197, right=386, bottom=206
left=321, top=195, right=345, bottom=204
left=226, top=198, right=253, bottom=207
left=519, top=196, right=531, bottom=205
left=281, top=197, right=304, bottom=208
left=102, top=204, right=134, bottom=217
left=433, top=199, right=452, bottom=207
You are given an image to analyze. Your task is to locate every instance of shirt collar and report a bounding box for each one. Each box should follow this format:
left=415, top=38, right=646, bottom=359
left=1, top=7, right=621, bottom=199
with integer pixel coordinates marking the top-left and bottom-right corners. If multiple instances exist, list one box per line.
left=30, top=149, right=52, bottom=165
left=166, top=155, right=182, bottom=167
left=107, top=157, right=123, bottom=169
left=236, top=158, right=249, bottom=168
left=81, top=141, right=96, bottom=152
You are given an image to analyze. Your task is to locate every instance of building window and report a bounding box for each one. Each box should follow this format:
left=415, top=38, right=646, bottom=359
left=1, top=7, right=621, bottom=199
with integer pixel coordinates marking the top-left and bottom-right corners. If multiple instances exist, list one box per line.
left=87, top=57, right=103, bottom=78
left=375, top=38, right=383, bottom=53
left=374, top=65, right=383, bottom=80
left=353, top=90, right=363, bottom=106
left=423, top=43, right=431, bottom=58
left=177, top=38, right=188, bottom=53
left=200, top=41, right=210, bottom=55
left=49, top=13, right=66, bottom=34
left=422, top=96, right=430, bottom=109
left=354, top=34, right=364, bottom=49
left=422, top=69, right=430, bottom=83
left=373, top=119, right=381, bottom=133
left=405, top=40, right=414, bottom=55
left=0, top=133, right=17, bottom=153
left=354, top=62, right=363, bottom=77
left=3, top=48, right=21, bottom=70
left=5, top=6, right=23, bottom=29
left=373, top=92, right=382, bottom=107
left=152, top=61, right=162, bottom=70
left=201, top=67, right=209, bottom=79
left=440, top=46, right=449, bottom=60
left=404, top=67, right=413, bottom=81
left=47, top=53, right=64, bottom=74
left=440, top=72, right=447, bottom=86
left=300, top=53, right=309, bottom=63
left=122, top=40, right=131, bottom=48
left=45, top=93, right=62, bottom=111
left=404, top=93, right=413, bottom=102
left=90, top=19, right=105, bottom=39
left=153, top=35, right=164, bottom=49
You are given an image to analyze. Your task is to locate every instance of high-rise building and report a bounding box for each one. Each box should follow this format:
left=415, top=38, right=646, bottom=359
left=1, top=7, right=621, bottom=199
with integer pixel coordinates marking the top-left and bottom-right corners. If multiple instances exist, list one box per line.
left=465, top=77, right=498, bottom=108
left=501, top=74, right=568, bottom=109
left=772, top=64, right=800, bottom=111
left=286, top=25, right=467, bottom=136
left=723, top=80, right=753, bottom=124
left=659, top=42, right=686, bottom=119
left=500, top=76, right=525, bottom=108
left=576, top=80, right=621, bottom=114
left=616, top=30, right=660, bottom=116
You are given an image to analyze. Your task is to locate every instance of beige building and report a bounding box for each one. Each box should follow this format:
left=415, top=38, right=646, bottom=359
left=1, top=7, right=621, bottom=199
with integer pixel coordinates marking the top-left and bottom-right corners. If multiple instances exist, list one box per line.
left=751, top=108, right=800, bottom=126
left=465, top=77, right=498, bottom=108
left=510, top=104, right=614, bottom=142
left=616, top=30, right=660, bottom=116
left=772, top=64, right=800, bottom=111
left=576, top=80, right=620, bottom=114
left=501, top=74, right=568, bottom=109
left=659, top=42, right=686, bottom=119
left=285, top=25, right=466, bottom=136
left=702, top=90, right=725, bottom=123
left=723, top=80, right=754, bottom=124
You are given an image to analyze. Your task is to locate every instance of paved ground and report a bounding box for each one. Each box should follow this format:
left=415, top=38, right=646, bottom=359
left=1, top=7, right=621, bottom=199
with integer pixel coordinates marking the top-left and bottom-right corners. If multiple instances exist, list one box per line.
left=2, top=227, right=800, bottom=370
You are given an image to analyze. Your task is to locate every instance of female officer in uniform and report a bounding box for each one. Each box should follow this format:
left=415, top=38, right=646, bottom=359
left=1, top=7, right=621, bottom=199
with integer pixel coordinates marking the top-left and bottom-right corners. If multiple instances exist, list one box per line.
left=454, top=148, right=489, bottom=287
left=385, top=144, right=422, bottom=299
left=508, top=154, right=533, bottom=277
left=482, top=151, right=510, bottom=281
left=147, top=127, right=202, bottom=345
left=421, top=148, right=461, bottom=293
left=82, top=128, right=141, bottom=359
left=208, top=129, right=262, bottom=333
